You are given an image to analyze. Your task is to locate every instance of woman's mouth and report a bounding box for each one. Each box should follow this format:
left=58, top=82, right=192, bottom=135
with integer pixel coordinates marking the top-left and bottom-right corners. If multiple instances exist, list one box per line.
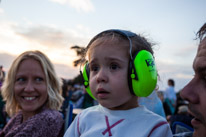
left=22, top=96, right=37, bottom=101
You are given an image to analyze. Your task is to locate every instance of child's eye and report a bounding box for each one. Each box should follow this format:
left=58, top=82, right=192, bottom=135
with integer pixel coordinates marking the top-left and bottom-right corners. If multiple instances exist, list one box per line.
left=90, top=65, right=99, bottom=72
left=110, top=63, right=119, bottom=70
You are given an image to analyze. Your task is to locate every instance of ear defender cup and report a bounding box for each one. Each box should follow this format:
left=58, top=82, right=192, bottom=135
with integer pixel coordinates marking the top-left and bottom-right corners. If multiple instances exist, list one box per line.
left=81, top=63, right=96, bottom=100
left=128, top=50, right=157, bottom=97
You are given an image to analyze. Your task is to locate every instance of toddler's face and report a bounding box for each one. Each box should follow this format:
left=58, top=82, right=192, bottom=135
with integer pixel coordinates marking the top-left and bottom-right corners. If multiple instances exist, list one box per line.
left=89, top=41, right=138, bottom=110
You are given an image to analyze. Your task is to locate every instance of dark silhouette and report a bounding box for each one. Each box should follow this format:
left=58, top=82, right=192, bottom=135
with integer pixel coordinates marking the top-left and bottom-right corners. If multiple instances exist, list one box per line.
left=70, top=45, right=86, bottom=67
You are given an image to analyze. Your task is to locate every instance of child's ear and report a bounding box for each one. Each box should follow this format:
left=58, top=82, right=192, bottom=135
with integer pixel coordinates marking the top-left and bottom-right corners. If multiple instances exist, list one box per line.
left=128, top=50, right=157, bottom=97
left=80, top=63, right=96, bottom=100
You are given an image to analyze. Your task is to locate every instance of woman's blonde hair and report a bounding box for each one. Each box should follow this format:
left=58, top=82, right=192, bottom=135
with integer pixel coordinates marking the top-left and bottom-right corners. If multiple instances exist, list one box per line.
left=1, top=50, right=64, bottom=116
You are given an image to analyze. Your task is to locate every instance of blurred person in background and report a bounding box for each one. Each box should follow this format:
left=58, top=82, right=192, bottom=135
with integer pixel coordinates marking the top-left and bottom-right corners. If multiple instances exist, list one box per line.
left=165, top=79, right=177, bottom=115
left=0, top=66, right=5, bottom=89
left=139, top=90, right=166, bottom=118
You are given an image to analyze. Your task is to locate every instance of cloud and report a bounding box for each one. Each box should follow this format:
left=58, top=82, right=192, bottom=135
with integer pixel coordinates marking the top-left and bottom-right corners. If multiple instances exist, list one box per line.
left=0, top=8, right=4, bottom=15
left=156, top=59, right=194, bottom=91
left=174, top=44, right=197, bottom=57
left=0, top=52, right=16, bottom=71
left=0, top=21, right=86, bottom=79
left=175, top=73, right=193, bottom=79
left=49, top=0, right=94, bottom=12
left=0, top=21, right=31, bottom=55
left=0, top=21, right=91, bottom=71
left=13, top=24, right=90, bottom=48
left=14, top=25, right=71, bottom=48
left=0, top=52, right=79, bottom=79
left=156, top=59, right=193, bottom=76
left=54, top=63, right=79, bottom=79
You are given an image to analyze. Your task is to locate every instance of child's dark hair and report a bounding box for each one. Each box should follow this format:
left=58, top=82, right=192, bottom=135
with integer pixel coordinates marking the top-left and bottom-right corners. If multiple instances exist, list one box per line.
left=86, top=30, right=155, bottom=60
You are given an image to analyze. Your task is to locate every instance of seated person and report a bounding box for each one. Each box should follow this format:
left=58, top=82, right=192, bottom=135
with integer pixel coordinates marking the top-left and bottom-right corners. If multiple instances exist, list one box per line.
left=168, top=105, right=193, bottom=128
left=0, top=50, right=64, bottom=137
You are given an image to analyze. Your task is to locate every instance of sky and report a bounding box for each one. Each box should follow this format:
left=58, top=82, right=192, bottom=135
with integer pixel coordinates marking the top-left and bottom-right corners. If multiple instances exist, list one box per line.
left=0, top=0, right=205, bottom=92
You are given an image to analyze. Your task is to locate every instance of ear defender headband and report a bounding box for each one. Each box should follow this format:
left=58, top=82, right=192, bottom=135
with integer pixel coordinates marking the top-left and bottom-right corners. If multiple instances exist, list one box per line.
left=80, top=29, right=157, bottom=99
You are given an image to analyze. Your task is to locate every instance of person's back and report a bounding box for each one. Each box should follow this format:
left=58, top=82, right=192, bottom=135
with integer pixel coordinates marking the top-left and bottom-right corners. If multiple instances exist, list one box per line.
left=165, top=79, right=176, bottom=101
left=165, top=79, right=177, bottom=115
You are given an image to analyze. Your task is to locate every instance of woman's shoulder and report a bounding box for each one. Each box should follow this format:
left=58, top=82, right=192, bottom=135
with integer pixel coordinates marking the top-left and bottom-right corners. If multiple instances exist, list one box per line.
left=26, top=108, right=64, bottom=128
left=41, top=108, right=62, bottom=116
left=28, top=108, right=64, bottom=135
left=39, top=108, right=63, bottom=121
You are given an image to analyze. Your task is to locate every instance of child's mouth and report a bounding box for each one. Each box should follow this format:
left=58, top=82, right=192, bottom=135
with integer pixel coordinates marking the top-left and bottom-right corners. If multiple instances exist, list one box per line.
left=97, top=90, right=109, bottom=98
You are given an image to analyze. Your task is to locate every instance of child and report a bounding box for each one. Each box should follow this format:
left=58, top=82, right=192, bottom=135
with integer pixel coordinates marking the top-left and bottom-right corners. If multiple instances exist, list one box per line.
left=64, top=29, right=173, bottom=137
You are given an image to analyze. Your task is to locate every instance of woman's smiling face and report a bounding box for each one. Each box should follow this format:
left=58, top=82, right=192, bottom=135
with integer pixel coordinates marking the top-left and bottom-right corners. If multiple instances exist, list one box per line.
left=14, top=58, right=48, bottom=119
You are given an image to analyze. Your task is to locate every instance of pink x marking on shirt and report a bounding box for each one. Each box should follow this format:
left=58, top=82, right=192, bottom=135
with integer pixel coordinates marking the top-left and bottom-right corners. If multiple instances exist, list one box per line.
left=102, top=115, right=124, bottom=136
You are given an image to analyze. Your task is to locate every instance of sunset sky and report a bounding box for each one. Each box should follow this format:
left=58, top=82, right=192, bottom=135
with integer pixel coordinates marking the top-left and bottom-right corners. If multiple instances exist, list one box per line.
left=0, top=0, right=205, bottom=92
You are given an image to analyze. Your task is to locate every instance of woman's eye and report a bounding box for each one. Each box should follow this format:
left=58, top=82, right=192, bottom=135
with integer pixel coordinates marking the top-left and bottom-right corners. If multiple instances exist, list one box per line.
left=16, top=77, right=25, bottom=82
left=36, top=77, right=44, bottom=82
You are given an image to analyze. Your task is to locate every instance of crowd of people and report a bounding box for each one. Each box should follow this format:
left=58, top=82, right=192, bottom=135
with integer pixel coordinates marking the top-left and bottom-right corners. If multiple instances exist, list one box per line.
left=0, top=22, right=205, bottom=137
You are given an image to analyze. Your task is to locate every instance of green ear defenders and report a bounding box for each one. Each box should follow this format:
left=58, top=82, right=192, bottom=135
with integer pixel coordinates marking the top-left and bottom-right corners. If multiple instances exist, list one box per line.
left=128, top=50, right=157, bottom=97
left=80, top=63, right=96, bottom=100
left=80, top=29, right=157, bottom=99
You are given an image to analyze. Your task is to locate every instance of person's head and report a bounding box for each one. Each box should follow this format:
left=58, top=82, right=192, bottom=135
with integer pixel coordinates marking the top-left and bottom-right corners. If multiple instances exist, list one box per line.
left=168, top=79, right=175, bottom=87
left=83, top=29, right=156, bottom=110
left=177, top=105, right=189, bottom=115
left=180, top=23, right=206, bottom=137
left=1, top=50, right=64, bottom=117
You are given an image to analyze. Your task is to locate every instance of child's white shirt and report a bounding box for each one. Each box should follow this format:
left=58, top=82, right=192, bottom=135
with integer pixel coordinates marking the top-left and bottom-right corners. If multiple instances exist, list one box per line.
left=64, top=105, right=172, bottom=137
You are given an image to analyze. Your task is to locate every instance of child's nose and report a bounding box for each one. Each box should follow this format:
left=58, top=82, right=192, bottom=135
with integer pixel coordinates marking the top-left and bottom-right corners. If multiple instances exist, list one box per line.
left=96, top=69, right=108, bottom=83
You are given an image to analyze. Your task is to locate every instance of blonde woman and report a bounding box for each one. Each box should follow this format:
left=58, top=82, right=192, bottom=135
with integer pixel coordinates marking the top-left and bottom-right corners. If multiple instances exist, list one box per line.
left=0, top=50, right=64, bottom=137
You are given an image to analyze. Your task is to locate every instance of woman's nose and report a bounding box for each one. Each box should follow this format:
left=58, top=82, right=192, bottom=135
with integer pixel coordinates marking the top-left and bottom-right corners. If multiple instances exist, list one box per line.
left=24, top=81, right=35, bottom=92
